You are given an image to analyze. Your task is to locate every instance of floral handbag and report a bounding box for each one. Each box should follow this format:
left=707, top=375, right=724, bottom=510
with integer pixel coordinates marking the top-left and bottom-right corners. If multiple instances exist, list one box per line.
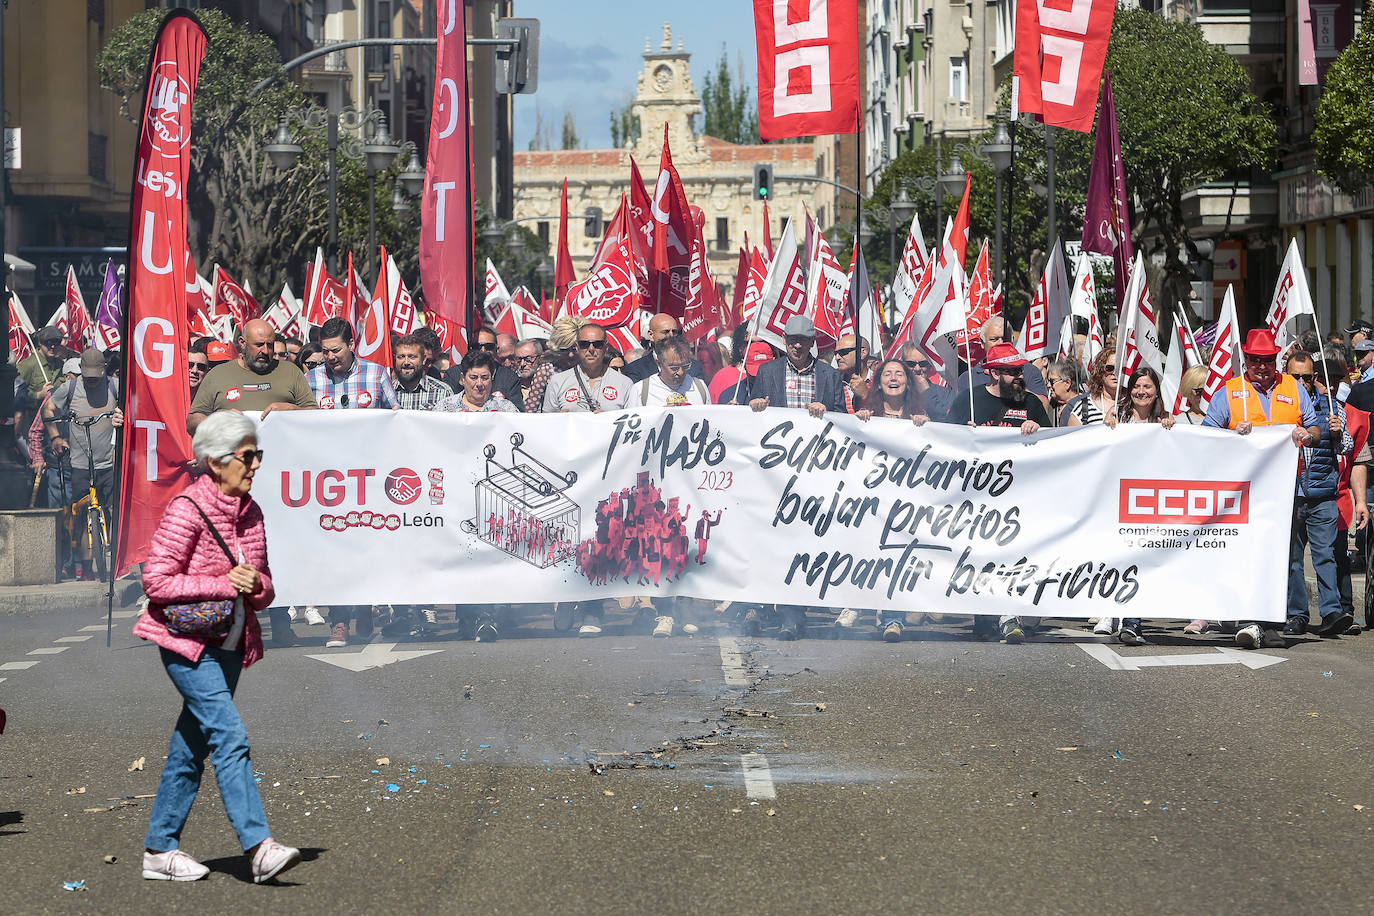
left=154, top=496, right=241, bottom=636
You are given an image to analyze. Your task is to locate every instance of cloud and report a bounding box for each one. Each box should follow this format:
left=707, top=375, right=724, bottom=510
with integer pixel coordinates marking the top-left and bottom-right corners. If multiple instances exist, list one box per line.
left=539, top=37, right=620, bottom=84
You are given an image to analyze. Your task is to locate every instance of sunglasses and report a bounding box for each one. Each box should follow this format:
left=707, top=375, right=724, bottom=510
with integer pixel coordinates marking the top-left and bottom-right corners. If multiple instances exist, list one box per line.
left=836, top=346, right=858, bottom=357
left=903, top=360, right=929, bottom=371
left=41, top=340, right=60, bottom=348
left=577, top=339, right=606, bottom=350
left=476, top=341, right=496, bottom=351
left=515, top=354, right=538, bottom=364
left=188, top=361, right=209, bottom=372
left=1291, top=373, right=1315, bottom=382
left=1191, top=387, right=1205, bottom=396
left=659, top=328, right=682, bottom=337
left=232, top=449, right=265, bottom=465
left=305, top=359, right=325, bottom=369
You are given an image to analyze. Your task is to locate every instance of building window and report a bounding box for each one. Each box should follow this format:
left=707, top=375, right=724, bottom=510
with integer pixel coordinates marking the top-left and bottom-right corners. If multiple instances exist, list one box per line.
left=88, top=133, right=107, bottom=183
left=88, top=0, right=105, bottom=29
left=537, top=221, right=549, bottom=246
left=715, top=217, right=729, bottom=252
left=949, top=57, right=967, bottom=102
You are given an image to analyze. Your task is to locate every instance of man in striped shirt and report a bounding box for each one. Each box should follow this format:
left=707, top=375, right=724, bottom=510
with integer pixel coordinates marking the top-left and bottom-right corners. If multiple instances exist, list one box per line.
left=392, top=332, right=452, bottom=412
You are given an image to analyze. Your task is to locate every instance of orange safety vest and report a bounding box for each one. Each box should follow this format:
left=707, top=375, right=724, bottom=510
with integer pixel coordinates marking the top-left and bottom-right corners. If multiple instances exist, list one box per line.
left=1224, top=373, right=1302, bottom=428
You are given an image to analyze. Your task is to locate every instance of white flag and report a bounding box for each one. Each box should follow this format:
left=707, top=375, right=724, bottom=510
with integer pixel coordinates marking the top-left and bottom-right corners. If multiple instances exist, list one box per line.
left=1113, top=252, right=1170, bottom=402
left=1068, top=252, right=1103, bottom=373
left=484, top=258, right=512, bottom=325
left=1018, top=238, right=1069, bottom=360
left=909, top=218, right=967, bottom=385
left=750, top=219, right=809, bottom=352
left=1265, top=237, right=1316, bottom=351
left=1202, top=285, right=1243, bottom=410
left=889, top=214, right=929, bottom=328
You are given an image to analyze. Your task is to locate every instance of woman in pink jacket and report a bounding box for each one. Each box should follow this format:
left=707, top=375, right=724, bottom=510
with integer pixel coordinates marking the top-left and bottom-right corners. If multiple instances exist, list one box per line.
left=132, top=411, right=301, bottom=884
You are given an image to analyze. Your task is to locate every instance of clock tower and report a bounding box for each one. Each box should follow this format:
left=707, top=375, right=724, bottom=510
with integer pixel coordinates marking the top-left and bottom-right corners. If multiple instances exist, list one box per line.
left=630, top=23, right=705, bottom=165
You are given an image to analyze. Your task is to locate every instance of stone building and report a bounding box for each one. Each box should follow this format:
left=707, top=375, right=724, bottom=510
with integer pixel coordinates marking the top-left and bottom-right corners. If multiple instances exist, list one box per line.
left=512, top=24, right=827, bottom=298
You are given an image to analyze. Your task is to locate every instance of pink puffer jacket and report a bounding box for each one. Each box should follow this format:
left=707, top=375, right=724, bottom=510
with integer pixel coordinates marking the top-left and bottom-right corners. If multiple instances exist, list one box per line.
left=132, top=473, right=273, bottom=666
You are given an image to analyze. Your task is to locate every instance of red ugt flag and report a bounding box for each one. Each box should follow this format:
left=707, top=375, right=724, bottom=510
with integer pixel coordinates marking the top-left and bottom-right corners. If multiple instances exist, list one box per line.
left=117, top=10, right=207, bottom=575
left=753, top=0, right=860, bottom=141
left=1014, top=0, right=1116, bottom=132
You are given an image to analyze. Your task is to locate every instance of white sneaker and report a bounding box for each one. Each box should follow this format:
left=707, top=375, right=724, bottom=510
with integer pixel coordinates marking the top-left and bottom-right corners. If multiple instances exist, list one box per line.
left=303, top=606, right=326, bottom=626
left=653, top=616, right=674, bottom=638
left=834, top=608, right=859, bottom=628
left=578, top=622, right=602, bottom=637
left=681, top=622, right=700, bottom=635
left=250, top=837, right=301, bottom=884
left=143, top=849, right=210, bottom=881
left=422, top=608, right=438, bottom=625
left=1093, top=618, right=1118, bottom=635
left=1235, top=624, right=1263, bottom=649
left=286, top=606, right=299, bottom=622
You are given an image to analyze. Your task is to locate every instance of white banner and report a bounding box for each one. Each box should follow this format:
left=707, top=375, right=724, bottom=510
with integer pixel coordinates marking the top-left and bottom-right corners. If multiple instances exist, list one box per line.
left=253, top=410, right=1296, bottom=622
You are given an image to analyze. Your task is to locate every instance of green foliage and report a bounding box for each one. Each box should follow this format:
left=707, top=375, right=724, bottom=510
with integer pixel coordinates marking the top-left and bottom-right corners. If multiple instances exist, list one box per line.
left=97, top=9, right=422, bottom=295
left=560, top=111, right=581, bottom=150
left=700, top=45, right=759, bottom=144
left=472, top=206, right=550, bottom=296
left=609, top=98, right=641, bottom=149
left=1314, top=17, right=1374, bottom=194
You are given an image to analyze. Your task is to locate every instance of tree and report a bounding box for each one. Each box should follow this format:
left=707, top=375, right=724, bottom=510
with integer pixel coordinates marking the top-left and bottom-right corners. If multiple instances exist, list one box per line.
left=609, top=96, right=641, bottom=149
left=560, top=111, right=581, bottom=150
left=97, top=9, right=421, bottom=296
left=699, top=46, right=759, bottom=144
left=1314, top=17, right=1374, bottom=194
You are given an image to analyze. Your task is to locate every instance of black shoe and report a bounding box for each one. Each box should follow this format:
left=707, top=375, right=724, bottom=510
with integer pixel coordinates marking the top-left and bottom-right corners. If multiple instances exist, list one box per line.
left=1283, top=617, right=1308, bottom=636
left=1317, top=611, right=1355, bottom=637
left=1259, top=627, right=1287, bottom=649
left=1001, top=620, right=1026, bottom=644
left=380, top=620, right=410, bottom=638
left=475, top=616, right=499, bottom=642
left=1346, top=622, right=1363, bottom=635
left=1117, top=626, right=1145, bottom=646
left=777, top=609, right=804, bottom=641
left=972, top=617, right=997, bottom=640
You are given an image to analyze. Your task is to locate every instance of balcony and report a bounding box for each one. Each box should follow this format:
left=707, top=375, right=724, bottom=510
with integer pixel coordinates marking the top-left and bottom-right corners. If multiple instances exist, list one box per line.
left=302, top=39, right=351, bottom=79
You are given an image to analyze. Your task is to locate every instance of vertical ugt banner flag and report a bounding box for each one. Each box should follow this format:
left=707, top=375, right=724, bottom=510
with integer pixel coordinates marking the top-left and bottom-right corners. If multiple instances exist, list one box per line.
left=116, top=10, right=207, bottom=575
left=420, top=0, right=471, bottom=334
left=752, top=0, right=859, bottom=141
left=1014, top=0, right=1116, bottom=132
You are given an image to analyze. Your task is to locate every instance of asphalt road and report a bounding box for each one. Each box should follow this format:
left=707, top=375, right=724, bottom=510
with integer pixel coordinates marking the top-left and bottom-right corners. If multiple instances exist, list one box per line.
left=1, top=601, right=1371, bottom=914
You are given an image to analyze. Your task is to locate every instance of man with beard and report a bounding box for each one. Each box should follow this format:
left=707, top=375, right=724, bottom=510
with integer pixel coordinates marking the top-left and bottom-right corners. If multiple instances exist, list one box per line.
left=392, top=333, right=452, bottom=411
left=834, top=333, right=871, bottom=411
left=945, top=342, right=1050, bottom=432
left=512, top=339, right=543, bottom=410
left=942, top=342, right=1047, bottom=644
left=188, top=318, right=316, bottom=433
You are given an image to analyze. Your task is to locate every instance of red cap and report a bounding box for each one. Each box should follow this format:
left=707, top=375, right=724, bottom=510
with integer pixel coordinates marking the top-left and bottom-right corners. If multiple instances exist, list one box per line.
left=1241, top=328, right=1281, bottom=357
left=983, top=342, right=1028, bottom=369
left=205, top=341, right=236, bottom=363
left=744, top=341, right=774, bottom=377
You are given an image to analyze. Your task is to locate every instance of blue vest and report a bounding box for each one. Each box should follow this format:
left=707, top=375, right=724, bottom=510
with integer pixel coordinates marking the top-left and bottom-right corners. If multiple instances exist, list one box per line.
left=1299, top=399, right=1340, bottom=499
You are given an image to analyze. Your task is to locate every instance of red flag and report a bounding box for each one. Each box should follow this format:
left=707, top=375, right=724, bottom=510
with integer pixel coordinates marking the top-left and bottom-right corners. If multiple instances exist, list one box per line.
left=348, top=261, right=371, bottom=332
left=8, top=298, right=33, bottom=364
left=356, top=248, right=394, bottom=368
left=681, top=209, right=716, bottom=343
left=116, top=10, right=207, bottom=575
left=1014, top=0, right=1116, bottom=132
left=427, top=310, right=467, bottom=360
left=420, top=0, right=472, bottom=339
left=650, top=127, right=694, bottom=320
left=750, top=220, right=809, bottom=352
left=1082, top=72, right=1133, bottom=311
left=960, top=242, right=995, bottom=358
left=212, top=265, right=260, bottom=326
left=805, top=229, right=848, bottom=349
left=62, top=267, right=95, bottom=351
left=761, top=199, right=774, bottom=262
left=565, top=230, right=639, bottom=329
left=385, top=252, right=419, bottom=337
left=752, top=0, right=860, bottom=141
left=728, top=245, right=750, bottom=329
left=948, top=173, right=973, bottom=267
left=554, top=178, right=576, bottom=313
left=739, top=247, right=769, bottom=327
left=304, top=248, right=346, bottom=327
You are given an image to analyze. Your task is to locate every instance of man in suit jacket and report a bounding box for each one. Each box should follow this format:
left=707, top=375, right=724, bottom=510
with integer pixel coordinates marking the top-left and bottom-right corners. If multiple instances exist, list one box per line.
left=444, top=326, right=524, bottom=410
left=623, top=314, right=703, bottom=382
left=748, top=315, right=849, bottom=417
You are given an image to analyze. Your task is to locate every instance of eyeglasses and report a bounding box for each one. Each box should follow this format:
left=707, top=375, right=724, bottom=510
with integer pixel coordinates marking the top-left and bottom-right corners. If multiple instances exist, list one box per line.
left=1048, top=376, right=1067, bottom=385
left=304, top=359, right=325, bottom=369
left=1191, top=387, right=1205, bottom=396
left=836, top=346, right=858, bottom=357
left=577, top=339, right=606, bottom=350
left=232, top=449, right=265, bottom=465
left=188, top=361, right=209, bottom=372
left=903, top=360, right=929, bottom=371
left=476, top=341, right=496, bottom=351
left=41, top=340, right=60, bottom=349
left=515, top=354, right=538, bottom=364
left=1292, top=373, right=1315, bottom=382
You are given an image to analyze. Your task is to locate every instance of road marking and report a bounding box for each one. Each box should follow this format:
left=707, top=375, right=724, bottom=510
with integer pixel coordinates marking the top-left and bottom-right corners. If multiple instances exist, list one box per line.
left=741, top=753, right=776, bottom=800
left=80, top=625, right=108, bottom=632
left=304, top=641, right=442, bottom=672
left=56, top=635, right=93, bottom=643
left=718, top=637, right=750, bottom=687
left=0, top=677, right=6, bottom=684
left=1077, top=643, right=1286, bottom=671
left=0, top=662, right=40, bottom=671
left=109, top=610, right=139, bottom=619
left=28, top=647, right=68, bottom=656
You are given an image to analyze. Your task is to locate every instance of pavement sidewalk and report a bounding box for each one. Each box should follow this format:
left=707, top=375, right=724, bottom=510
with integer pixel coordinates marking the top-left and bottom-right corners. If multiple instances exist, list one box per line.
left=0, top=576, right=141, bottom=616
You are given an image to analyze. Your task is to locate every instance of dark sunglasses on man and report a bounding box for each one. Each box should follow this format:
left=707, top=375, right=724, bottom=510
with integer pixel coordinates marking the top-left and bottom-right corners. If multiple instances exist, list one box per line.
left=577, top=339, right=606, bottom=350
left=476, top=341, right=496, bottom=352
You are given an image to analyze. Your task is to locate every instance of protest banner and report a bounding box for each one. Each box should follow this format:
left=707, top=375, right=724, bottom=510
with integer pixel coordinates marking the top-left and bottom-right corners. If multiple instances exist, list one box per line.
left=255, top=409, right=1294, bottom=622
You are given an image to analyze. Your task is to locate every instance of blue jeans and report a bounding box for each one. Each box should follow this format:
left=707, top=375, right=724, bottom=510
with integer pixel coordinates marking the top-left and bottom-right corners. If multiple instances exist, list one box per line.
left=144, top=647, right=270, bottom=854
left=1289, top=496, right=1342, bottom=623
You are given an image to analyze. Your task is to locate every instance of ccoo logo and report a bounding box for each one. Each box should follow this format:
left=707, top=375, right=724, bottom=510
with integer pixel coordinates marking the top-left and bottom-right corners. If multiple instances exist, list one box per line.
left=1119, top=479, right=1249, bottom=526
left=385, top=468, right=423, bottom=505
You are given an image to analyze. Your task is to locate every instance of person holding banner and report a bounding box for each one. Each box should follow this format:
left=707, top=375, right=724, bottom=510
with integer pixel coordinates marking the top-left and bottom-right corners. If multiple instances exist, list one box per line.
left=309, top=317, right=400, bottom=412
left=748, top=315, right=848, bottom=418
left=188, top=320, right=317, bottom=434
left=543, top=322, right=632, bottom=414
left=629, top=336, right=711, bottom=408
left=834, top=334, right=871, bottom=412
left=901, top=343, right=955, bottom=422
left=432, top=351, right=520, bottom=414
left=1203, top=329, right=1325, bottom=648
left=624, top=314, right=703, bottom=383
left=392, top=333, right=453, bottom=412
left=1109, top=367, right=1176, bottom=429
left=443, top=327, right=524, bottom=410
left=1066, top=350, right=1116, bottom=426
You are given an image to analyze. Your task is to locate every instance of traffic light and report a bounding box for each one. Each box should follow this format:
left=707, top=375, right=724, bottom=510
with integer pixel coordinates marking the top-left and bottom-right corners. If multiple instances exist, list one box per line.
left=584, top=206, right=603, bottom=238
left=753, top=163, right=773, bottom=201
left=495, top=18, right=540, bottom=94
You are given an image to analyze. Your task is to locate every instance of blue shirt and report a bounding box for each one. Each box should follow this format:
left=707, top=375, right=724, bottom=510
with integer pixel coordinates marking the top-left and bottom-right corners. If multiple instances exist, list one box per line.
left=308, top=356, right=399, bottom=410
left=1201, top=377, right=1317, bottom=429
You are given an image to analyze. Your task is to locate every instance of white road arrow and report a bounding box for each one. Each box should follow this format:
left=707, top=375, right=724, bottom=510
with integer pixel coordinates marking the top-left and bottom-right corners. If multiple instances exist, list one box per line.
left=1075, top=643, right=1286, bottom=671
left=305, top=641, right=443, bottom=672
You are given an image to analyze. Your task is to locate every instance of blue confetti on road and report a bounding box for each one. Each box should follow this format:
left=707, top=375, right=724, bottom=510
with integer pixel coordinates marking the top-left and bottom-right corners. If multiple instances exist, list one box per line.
left=385, top=783, right=400, bottom=793
left=62, top=881, right=85, bottom=892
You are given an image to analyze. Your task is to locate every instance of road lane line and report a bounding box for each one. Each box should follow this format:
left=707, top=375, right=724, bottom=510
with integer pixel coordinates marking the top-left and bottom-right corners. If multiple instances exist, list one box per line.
left=79, top=625, right=108, bottom=632
left=0, top=662, right=40, bottom=670
left=27, top=647, right=68, bottom=656
left=741, top=753, right=776, bottom=800
left=56, top=636, right=93, bottom=643
left=718, top=637, right=750, bottom=687
left=109, top=610, right=139, bottom=619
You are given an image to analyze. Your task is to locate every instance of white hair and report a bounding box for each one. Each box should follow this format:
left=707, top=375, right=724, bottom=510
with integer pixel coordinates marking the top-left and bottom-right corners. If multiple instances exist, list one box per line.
left=192, top=411, right=258, bottom=469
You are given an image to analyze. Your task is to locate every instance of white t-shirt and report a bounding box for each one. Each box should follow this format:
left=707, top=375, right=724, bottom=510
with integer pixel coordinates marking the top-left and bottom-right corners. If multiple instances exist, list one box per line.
left=630, top=373, right=710, bottom=408
left=542, top=367, right=632, bottom=412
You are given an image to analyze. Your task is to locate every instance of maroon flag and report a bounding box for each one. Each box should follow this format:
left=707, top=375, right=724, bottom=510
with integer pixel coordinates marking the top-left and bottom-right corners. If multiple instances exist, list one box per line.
left=650, top=127, right=693, bottom=320
left=752, top=0, right=860, bottom=141
left=554, top=179, right=576, bottom=313
left=420, top=0, right=471, bottom=338
left=1081, top=72, right=1133, bottom=312
left=1014, top=0, right=1116, bottom=132
left=117, top=9, right=207, bottom=575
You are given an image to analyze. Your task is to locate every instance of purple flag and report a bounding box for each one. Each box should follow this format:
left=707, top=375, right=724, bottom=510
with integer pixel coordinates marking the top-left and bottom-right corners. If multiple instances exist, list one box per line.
left=93, top=259, right=124, bottom=351
left=1081, top=72, right=1133, bottom=315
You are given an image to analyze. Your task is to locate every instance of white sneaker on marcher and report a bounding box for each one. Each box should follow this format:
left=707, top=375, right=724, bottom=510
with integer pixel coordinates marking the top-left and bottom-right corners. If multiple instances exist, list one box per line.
left=578, top=622, right=602, bottom=637
left=143, top=849, right=210, bottom=881
left=303, top=606, right=326, bottom=626
left=1235, top=624, right=1263, bottom=649
left=681, top=622, right=700, bottom=635
left=1093, top=618, right=1117, bottom=635
left=653, top=616, right=674, bottom=638
left=250, top=837, right=301, bottom=884
left=422, top=608, right=438, bottom=625
left=286, top=606, right=299, bottom=622
left=834, top=608, right=859, bottom=628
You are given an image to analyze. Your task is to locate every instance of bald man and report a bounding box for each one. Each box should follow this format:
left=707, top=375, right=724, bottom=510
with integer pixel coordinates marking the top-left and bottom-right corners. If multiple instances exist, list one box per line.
left=188, top=318, right=317, bottom=433
left=954, top=316, right=1049, bottom=402
left=623, top=313, right=704, bottom=382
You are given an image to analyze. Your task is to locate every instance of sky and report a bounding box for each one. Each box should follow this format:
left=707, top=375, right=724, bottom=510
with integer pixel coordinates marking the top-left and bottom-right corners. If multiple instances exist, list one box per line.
left=512, top=1, right=758, bottom=151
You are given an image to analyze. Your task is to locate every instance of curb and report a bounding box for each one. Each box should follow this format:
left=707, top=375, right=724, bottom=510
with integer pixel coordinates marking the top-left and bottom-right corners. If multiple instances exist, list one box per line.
left=0, top=578, right=141, bottom=616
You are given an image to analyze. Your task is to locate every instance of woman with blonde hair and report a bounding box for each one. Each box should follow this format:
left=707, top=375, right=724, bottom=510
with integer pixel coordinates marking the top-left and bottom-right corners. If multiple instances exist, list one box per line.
left=1178, top=364, right=1209, bottom=425
left=521, top=314, right=590, bottom=412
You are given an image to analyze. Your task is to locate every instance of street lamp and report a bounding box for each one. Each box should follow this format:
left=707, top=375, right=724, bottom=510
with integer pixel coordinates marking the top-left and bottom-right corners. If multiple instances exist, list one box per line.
left=534, top=258, right=554, bottom=300
left=980, top=119, right=1015, bottom=286
left=363, top=114, right=402, bottom=279
left=938, top=153, right=967, bottom=200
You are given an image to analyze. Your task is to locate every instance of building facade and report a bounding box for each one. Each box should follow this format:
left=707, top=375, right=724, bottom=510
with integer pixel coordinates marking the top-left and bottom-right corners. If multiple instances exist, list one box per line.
left=512, top=24, right=825, bottom=299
